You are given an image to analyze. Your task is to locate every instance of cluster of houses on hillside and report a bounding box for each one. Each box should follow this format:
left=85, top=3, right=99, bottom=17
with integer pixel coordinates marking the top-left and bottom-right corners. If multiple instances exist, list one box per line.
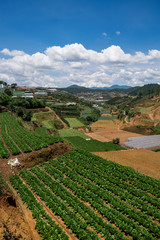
left=0, top=81, right=58, bottom=98
left=13, top=88, right=57, bottom=98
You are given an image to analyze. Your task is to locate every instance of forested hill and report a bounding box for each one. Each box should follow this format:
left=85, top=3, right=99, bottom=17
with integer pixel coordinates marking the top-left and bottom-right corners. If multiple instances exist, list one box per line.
left=129, top=84, right=160, bottom=97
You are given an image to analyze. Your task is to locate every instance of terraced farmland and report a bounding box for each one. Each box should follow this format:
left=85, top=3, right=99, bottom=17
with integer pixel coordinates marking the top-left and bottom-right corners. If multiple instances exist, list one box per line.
left=11, top=150, right=160, bottom=240
left=0, top=112, right=63, bottom=158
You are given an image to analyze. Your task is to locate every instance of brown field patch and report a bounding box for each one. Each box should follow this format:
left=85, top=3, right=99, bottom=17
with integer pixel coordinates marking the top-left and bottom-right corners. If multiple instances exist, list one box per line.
left=92, top=128, right=143, bottom=143
left=93, top=149, right=160, bottom=180
left=85, top=132, right=110, bottom=142
left=91, top=120, right=117, bottom=131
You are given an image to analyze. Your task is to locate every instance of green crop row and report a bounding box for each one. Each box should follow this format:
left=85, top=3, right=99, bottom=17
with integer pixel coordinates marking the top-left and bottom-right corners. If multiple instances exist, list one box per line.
left=19, top=169, right=101, bottom=240
left=10, top=175, right=69, bottom=240
left=9, top=149, right=160, bottom=239
left=1, top=120, right=21, bottom=155
left=47, top=158, right=159, bottom=238
left=0, top=113, right=63, bottom=154
left=0, top=135, right=9, bottom=158
left=75, top=149, right=160, bottom=196
left=6, top=123, right=32, bottom=153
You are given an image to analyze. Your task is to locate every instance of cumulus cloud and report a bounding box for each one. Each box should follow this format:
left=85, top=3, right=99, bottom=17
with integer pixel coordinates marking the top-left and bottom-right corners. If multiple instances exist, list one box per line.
left=1, top=48, right=26, bottom=57
left=0, top=44, right=160, bottom=88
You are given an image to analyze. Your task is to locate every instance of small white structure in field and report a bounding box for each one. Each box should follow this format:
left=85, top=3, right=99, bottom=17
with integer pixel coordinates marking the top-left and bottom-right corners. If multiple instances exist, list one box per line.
left=8, top=158, right=20, bottom=169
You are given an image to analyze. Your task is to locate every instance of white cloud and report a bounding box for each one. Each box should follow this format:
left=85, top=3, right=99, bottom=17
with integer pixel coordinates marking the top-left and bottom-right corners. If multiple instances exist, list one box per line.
left=1, top=48, right=26, bottom=57
left=102, top=32, right=107, bottom=37
left=116, top=31, right=120, bottom=35
left=0, top=44, right=160, bottom=88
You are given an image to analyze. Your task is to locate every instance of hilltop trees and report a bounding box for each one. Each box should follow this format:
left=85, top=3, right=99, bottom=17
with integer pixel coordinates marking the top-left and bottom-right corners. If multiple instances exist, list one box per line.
left=4, top=88, right=13, bottom=96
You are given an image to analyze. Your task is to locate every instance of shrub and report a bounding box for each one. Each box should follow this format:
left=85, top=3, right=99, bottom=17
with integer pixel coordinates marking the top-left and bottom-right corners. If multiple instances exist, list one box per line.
left=112, top=138, right=120, bottom=145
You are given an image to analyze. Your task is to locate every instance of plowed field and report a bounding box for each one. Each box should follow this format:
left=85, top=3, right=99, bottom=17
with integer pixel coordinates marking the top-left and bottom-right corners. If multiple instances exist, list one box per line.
left=91, top=120, right=117, bottom=130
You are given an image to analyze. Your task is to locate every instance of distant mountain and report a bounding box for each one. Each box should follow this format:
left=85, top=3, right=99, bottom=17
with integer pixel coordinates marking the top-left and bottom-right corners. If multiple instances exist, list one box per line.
left=109, top=85, right=132, bottom=90
left=59, top=84, right=133, bottom=93
left=66, top=84, right=88, bottom=90
left=91, top=85, right=132, bottom=90
left=60, top=84, right=92, bottom=93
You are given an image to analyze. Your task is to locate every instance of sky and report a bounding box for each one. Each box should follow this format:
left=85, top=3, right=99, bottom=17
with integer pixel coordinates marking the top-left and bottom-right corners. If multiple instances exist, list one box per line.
left=0, top=0, right=160, bottom=88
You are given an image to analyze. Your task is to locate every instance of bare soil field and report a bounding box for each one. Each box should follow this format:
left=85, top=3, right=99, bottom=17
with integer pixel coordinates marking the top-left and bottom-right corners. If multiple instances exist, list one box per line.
left=94, top=149, right=160, bottom=180
left=91, top=120, right=117, bottom=130
left=91, top=128, right=143, bottom=143
left=85, top=132, right=110, bottom=142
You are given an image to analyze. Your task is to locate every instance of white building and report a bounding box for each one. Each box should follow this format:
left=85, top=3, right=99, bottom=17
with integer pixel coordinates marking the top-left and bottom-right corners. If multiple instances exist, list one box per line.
left=24, top=92, right=34, bottom=98
left=34, top=91, right=48, bottom=96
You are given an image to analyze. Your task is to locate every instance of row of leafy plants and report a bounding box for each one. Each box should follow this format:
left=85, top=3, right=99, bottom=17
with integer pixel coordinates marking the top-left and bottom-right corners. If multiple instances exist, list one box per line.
left=74, top=149, right=160, bottom=197
left=1, top=120, right=21, bottom=155
left=46, top=157, right=159, bottom=238
left=10, top=174, right=69, bottom=240
left=0, top=112, right=63, bottom=158
left=63, top=151, right=160, bottom=209
left=18, top=169, right=101, bottom=240
left=22, top=159, right=159, bottom=239
left=30, top=166, right=128, bottom=239
left=50, top=156, right=160, bottom=221
left=0, top=135, right=9, bottom=158
left=10, top=149, right=160, bottom=239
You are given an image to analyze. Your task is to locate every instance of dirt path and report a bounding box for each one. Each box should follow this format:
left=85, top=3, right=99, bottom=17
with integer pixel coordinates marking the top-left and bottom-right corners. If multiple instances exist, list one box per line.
left=149, top=105, right=160, bottom=122
left=47, top=107, right=68, bottom=129
left=55, top=112, right=68, bottom=128
left=93, top=149, right=160, bottom=180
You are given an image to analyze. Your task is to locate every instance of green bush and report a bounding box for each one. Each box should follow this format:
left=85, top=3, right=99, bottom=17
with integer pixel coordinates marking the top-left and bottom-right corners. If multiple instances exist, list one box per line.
left=112, top=138, right=120, bottom=145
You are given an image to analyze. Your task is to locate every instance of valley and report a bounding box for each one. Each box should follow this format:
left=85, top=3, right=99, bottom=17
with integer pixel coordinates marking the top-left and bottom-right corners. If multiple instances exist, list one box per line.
left=0, top=83, right=160, bottom=240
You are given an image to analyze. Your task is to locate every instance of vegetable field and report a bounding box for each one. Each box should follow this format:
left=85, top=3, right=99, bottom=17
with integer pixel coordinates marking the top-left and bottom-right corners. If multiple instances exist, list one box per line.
left=10, top=149, right=160, bottom=240
left=65, top=117, right=85, bottom=128
left=58, top=129, right=88, bottom=139
left=65, top=136, right=125, bottom=152
left=0, top=112, right=63, bottom=158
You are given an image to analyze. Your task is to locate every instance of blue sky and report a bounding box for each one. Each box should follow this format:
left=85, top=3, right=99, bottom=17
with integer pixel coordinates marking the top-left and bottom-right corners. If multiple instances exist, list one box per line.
left=0, top=0, right=160, bottom=87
